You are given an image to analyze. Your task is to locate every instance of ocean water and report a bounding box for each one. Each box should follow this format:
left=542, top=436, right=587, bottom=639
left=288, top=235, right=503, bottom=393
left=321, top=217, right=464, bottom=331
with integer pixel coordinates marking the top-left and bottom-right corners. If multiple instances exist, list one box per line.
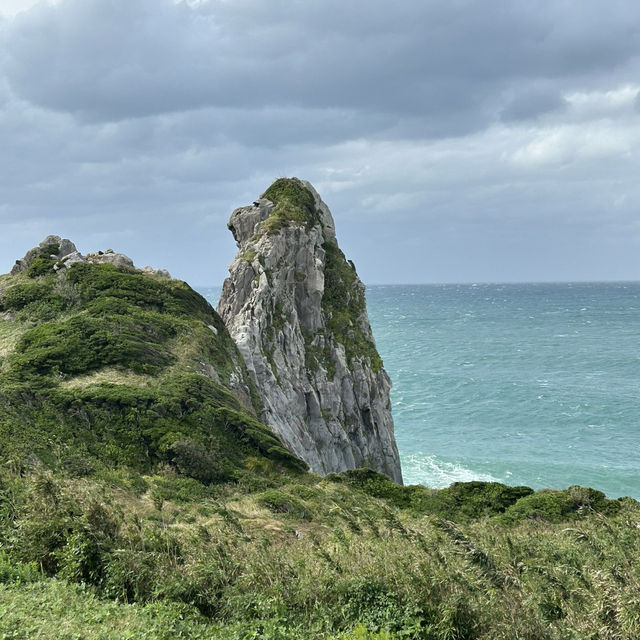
left=201, top=282, right=640, bottom=499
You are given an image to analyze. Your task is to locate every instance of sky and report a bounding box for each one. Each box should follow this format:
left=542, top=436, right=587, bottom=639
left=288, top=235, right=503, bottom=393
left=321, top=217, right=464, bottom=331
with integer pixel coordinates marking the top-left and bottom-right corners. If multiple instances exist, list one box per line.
left=1, top=0, right=640, bottom=285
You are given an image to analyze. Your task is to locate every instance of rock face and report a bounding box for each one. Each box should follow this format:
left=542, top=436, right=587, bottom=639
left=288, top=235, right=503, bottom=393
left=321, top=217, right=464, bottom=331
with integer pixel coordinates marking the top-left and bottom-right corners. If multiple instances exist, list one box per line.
left=217, top=178, right=403, bottom=483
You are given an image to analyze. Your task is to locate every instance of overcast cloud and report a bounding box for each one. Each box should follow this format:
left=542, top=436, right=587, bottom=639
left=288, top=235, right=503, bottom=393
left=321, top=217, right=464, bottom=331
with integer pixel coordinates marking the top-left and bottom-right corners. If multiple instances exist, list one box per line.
left=1, top=0, right=640, bottom=284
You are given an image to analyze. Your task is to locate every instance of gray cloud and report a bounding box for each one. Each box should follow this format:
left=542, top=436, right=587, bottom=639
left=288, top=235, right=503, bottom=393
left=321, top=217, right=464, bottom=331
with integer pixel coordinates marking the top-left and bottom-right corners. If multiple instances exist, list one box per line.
left=1, top=0, right=640, bottom=284
left=500, top=86, right=568, bottom=122
left=5, top=0, right=640, bottom=127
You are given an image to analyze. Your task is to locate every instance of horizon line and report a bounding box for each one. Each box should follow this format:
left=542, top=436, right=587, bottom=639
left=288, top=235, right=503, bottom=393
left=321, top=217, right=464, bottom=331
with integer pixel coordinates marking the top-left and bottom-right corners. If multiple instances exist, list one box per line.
left=193, top=278, right=640, bottom=289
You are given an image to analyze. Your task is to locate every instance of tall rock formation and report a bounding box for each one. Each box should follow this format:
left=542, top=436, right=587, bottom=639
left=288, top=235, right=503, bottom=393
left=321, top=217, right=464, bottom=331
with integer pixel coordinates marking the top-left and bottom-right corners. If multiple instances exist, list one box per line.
left=217, top=178, right=403, bottom=483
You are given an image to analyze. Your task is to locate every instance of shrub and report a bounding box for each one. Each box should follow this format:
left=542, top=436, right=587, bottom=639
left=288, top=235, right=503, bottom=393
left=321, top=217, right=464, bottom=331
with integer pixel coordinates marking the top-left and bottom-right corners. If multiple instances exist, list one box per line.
left=404, top=481, right=540, bottom=522
left=169, top=438, right=225, bottom=484
left=0, top=552, right=40, bottom=584
left=503, top=486, right=622, bottom=523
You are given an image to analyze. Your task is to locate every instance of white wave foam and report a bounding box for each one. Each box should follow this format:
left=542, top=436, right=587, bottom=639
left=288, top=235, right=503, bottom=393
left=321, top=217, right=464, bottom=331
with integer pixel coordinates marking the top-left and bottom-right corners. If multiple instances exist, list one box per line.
left=400, top=453, right=500, bottom=488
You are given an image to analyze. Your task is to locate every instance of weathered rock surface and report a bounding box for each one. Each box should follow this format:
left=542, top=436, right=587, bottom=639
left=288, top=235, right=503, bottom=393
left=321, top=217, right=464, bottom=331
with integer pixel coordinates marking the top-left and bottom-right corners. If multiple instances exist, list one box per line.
left=11, top=235, right=80, bottom=275
left=11, top=236, right=171, bottom=279
left=217, top=178, right=403, bottom=483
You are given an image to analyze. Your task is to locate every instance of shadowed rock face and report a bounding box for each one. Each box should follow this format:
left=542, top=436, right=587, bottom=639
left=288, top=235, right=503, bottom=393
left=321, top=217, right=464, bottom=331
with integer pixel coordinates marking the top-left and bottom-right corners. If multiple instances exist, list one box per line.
left=217, top=178, right=403, bottom=483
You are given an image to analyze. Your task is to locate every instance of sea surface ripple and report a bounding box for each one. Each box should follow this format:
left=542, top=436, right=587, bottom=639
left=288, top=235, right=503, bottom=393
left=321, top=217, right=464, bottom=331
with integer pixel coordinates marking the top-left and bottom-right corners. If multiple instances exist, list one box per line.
left=367, top=282, right=640, bottom=498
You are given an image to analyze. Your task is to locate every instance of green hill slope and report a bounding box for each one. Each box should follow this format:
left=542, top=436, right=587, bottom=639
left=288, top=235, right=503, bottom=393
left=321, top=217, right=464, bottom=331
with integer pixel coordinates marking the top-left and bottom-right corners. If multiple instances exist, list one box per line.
left=0, top=257, right=305, bottom=479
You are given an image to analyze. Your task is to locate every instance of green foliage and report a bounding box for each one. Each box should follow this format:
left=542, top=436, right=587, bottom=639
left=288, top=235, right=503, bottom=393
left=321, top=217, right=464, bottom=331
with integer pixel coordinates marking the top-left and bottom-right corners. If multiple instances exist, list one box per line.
left=25, top=243, right=60, bottom=278
left=260, top=177, right=319, bottom=234
left=26, top=256, right=56, bottom=278
left=0, top=261, right=300, bottom=478
left=169, top=438, right=224, bottom=484
left=502, top=485, right=621, bottom=523
left=66, top=263, right=216, bottom=322
left=322, top=241, right=382, bottom=371
left=0, top=465, right=639, bottom=639
left=11, top=311, right=177, bottom=377
left=410, top=481, right=534, bottom=520
left=0, top=552, right=41, bottom=585
left=331, top=471, right=623, bottom=525
left=0, top=371, right=306, bottom=476
left=331, top=469, right=411, bottom=508
left=0, top=276, right=69, bottom=321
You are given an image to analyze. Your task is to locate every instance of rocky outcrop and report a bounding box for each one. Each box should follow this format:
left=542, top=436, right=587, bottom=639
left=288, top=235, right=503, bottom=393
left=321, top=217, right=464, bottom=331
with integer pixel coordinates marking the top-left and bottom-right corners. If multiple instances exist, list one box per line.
left=11, top=235, right=79, bottom=275
left=11, top=236, right=171, bottom=278
left=217, top=178, right=403, bottom=483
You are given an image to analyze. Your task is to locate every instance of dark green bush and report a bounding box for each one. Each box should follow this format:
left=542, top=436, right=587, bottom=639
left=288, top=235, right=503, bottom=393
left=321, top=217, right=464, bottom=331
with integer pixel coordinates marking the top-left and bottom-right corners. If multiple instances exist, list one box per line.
left=25, top=244, right=60, bottom=278
left=66, top=263, right=217, bottom=322
left=0, top=552, right=41, bottom=584
left=11, top=311, right=177, bottom=377
left=339, top=578, right=424, bottom=633
left=26, top=256, right=56, bottom=278
left=170, top=438, right=225, bottom=484
left=333, top=469, right=410, bottom=508
left=420, top=481, right=534, bottom=519
left=502, top=485, right=622, bottom=523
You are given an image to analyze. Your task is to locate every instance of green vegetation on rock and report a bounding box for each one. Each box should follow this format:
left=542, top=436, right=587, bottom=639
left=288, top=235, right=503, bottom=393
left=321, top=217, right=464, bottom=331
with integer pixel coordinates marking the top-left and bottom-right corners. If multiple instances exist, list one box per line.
left=260, top=177, right=320, bottom=234
left=322, top=241, right=383, bottom=371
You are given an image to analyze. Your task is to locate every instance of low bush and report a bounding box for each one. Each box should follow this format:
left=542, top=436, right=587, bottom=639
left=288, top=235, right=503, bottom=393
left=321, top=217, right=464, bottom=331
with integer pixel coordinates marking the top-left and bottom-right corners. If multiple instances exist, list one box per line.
left=502, top=486, right=622, bottom=523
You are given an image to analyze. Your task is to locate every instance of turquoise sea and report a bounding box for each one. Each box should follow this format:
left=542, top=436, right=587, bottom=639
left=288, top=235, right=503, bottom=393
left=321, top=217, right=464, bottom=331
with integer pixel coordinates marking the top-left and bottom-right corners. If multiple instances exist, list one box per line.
left=201, top=282, right=640, bottom=499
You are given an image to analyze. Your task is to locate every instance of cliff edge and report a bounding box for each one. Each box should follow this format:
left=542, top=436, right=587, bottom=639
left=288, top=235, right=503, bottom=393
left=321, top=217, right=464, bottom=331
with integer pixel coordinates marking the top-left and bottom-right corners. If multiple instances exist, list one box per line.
left=217, top=178, right=403, bottom=482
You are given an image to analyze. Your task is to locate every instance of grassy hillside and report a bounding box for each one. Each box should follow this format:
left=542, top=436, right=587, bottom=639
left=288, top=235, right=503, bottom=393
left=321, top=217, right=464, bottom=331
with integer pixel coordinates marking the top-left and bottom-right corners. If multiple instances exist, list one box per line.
left=0, top=467, right=639, bottom=639
left=0, top=259, right=305, bottom=479
left=1, top=254, right=639, bottom=639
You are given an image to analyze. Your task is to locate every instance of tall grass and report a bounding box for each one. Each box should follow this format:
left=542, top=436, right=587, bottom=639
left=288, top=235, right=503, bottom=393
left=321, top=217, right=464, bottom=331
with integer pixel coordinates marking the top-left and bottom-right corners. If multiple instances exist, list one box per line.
left=1, top=467, right=639, bottom=639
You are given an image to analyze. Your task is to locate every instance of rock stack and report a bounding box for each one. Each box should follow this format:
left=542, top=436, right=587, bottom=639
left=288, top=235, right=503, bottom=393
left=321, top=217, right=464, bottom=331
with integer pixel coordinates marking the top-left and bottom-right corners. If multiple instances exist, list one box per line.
left=217, top=178, right=402, bottom=482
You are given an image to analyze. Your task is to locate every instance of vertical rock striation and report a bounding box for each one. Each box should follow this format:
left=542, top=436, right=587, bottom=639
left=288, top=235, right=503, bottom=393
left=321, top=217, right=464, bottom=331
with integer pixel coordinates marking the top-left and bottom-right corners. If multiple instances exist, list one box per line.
left=217, top=178, right=402, bottom=483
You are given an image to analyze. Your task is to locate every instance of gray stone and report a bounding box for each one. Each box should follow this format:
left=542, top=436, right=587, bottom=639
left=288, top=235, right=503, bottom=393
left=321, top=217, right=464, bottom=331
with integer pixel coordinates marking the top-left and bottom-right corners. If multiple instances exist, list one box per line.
left=9, top=236, right=175, bottom=281
left=142, top=266, right=172, bottom=278
left=53, top=251, right=88, bottom=272
left=217, top=179, right=403, bottom=483
left=86, top=251, right=135, bottom=269
left=11, top=236, right=78, bottom=275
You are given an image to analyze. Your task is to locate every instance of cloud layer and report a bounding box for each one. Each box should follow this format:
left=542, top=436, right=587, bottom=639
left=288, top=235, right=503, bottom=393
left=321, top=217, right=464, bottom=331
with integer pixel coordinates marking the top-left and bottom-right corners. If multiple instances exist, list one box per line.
left=1, top=0, right=640, bottom=283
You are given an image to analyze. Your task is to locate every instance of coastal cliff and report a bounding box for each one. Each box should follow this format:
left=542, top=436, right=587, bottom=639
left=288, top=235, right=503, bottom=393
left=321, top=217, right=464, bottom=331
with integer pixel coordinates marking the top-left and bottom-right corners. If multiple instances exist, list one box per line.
left=217, top=178, right=403, bottom=483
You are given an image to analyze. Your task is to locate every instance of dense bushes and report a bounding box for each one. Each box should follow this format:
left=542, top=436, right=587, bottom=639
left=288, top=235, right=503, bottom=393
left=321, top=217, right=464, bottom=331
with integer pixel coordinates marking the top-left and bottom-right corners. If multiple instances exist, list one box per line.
left=0, top=373, right=306, bottom=476
left=11, top=311, right=177, bottom=377
left=331, top=469, right=624, bottom=524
